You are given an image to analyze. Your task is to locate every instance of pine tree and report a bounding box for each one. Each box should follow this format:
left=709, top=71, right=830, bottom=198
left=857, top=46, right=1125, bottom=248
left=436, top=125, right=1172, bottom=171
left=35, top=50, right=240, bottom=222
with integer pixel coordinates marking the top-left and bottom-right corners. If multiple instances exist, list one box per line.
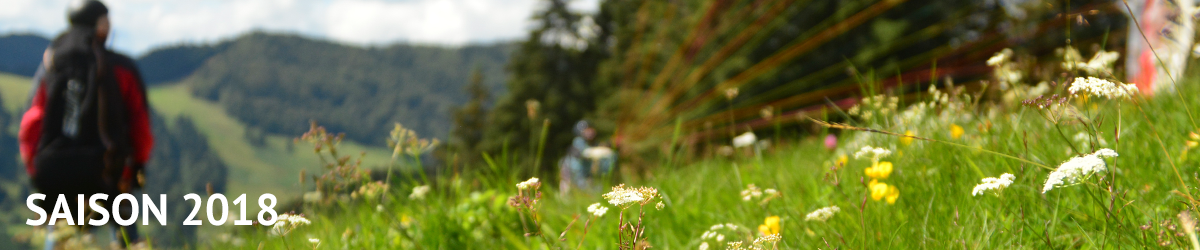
left=482, top=0, right=615, bottom=178
left=451, top=67, right=490, bottom=165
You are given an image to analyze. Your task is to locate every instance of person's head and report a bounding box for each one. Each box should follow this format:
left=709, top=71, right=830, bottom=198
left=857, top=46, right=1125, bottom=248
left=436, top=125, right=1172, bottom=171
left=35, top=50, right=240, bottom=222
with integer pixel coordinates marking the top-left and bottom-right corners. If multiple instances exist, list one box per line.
left=574, top=120, right=595, bottom=140
left=68, top=0, right=109, bottom=41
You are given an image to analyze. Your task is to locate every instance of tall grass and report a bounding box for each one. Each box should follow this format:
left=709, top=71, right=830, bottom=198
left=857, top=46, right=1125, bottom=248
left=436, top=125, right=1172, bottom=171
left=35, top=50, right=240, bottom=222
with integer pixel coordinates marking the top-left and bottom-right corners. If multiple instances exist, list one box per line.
left=207, top=70, right=1200, bottom=248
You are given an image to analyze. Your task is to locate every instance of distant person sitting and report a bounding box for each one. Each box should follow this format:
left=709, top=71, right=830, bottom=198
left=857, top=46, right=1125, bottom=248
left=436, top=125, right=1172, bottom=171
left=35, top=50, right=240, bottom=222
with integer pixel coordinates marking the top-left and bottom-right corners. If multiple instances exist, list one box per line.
left=19, top=0, right=154, bottom=248
left=559, top=121, right=616, bottom=193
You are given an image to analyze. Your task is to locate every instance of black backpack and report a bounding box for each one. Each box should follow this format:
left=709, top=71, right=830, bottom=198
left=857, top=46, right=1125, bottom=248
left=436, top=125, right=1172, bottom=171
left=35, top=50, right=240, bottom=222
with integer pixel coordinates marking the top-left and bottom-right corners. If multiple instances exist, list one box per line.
left=33, top=27, right=132, bottom=196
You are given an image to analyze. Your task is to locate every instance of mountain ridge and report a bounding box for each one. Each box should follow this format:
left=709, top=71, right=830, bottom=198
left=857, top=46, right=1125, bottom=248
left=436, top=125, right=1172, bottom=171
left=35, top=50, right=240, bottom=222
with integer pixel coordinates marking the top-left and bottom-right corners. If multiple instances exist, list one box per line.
left=0, top=32, right=513, bottom=143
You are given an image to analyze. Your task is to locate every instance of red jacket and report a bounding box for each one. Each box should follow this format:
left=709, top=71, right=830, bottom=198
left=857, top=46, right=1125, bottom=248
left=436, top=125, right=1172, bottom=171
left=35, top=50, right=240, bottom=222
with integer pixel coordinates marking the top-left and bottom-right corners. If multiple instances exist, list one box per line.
left=18, top=55, right=154, bottom=179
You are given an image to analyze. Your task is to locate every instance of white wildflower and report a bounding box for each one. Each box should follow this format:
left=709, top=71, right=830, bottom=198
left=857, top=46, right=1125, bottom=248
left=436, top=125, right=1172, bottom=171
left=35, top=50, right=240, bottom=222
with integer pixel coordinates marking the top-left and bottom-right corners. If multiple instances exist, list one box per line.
left=308, top=238, right=321, bottom=248
left=1079, top=50, right=1120, bottom=75
left=710, top=224, right=725, bottom=231
left=725, top=223, right=738, bottom=230
left=1093, top=148, right=1118, bottom=158
left=1068, top=77, right=1138, bottom=99
left=271, top=213, right=311, bottom=236
left=716, top=234, right=725, bottom=242
left=717, top=145, right=735, bottom=156
left=603, top=184, right=656, bottom=207
left=516, top=177, right=540, bottom=190
left=971, top=173, right=1015, bottom=196
left=741, top=184, right=763, bottom=201
left=699, top=242, right=710, bottom=250
left=853, top=146, right=892, bottom=161
left=733, top=132, right=758, bottom=148
left=1043, top=149, right=1118, bottom=193
left=655, top=201, right=665, bottom=210
left=587, top=203, right=609, bottom=217
left=409, top=185, right=431, bottom=200
left=987, top=48, right=1011, bottom=66
left=754, top=234, right=782, bottom=245
left=804, top=206, right=841, bottom=222
left=987, top=48, right=1022, bottom=87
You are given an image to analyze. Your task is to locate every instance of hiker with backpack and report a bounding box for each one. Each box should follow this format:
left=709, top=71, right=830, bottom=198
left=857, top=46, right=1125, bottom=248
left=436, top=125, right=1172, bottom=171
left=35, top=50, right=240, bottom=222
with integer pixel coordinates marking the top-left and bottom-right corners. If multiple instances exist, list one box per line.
left=19, top=0, right=154, bottom=248
left=558, top=121, right=616, bottom=193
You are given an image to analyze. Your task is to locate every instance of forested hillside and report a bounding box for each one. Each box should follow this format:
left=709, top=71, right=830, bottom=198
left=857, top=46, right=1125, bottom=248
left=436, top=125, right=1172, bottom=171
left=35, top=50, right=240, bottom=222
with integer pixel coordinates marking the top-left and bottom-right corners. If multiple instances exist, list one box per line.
left=0, top=33, right=515, bottom=146
left=0, top=34, right=49, bottom=77
left=186, top=32, right=513, bottom=144
left=137, top=42, right=230, bottom=85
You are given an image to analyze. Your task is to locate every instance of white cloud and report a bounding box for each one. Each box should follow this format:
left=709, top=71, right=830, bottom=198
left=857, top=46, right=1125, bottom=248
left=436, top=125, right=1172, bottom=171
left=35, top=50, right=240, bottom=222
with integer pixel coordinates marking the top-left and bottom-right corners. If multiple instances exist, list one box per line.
left=0, top=0, right=600, bottom=56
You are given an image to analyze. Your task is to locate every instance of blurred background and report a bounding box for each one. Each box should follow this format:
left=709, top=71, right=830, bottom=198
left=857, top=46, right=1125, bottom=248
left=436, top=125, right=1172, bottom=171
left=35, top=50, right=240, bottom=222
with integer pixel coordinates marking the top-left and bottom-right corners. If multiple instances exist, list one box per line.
left=0, top=0, right=1173, bottom=248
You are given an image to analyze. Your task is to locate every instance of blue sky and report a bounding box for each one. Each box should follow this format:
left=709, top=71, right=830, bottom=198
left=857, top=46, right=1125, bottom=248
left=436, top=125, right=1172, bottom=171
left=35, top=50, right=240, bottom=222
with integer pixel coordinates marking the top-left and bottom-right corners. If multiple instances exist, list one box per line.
left=0, top=0, right=598, bottom=56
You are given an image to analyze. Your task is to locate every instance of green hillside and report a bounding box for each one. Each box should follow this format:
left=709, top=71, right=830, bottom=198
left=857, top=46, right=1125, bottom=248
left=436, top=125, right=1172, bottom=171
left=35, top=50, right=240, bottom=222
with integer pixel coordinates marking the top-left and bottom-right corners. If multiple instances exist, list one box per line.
left=149, top=83, right=397, bottom=202
left=0, top=73, right=30, bottom=115
left=0, top=72, right=397, bottom=205
left=187, top=33, right=513, bottom=144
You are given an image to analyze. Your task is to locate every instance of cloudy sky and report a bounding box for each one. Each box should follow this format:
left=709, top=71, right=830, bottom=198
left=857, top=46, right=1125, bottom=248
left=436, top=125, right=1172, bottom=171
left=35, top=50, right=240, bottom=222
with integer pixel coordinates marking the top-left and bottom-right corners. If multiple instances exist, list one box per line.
left=0, top=0, right=598, bottom=56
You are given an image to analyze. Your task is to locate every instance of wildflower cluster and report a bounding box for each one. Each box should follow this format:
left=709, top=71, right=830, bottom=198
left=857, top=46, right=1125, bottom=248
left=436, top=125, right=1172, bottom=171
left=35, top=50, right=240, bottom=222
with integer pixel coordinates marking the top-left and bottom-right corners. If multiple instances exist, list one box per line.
left=1043, top=149, right=1118, bottom=193
left=601, top=184, right=663, bottom=249
left=387, top=123, right=440, bottom=157
left=271, top=213, right=312, bottom=236
left=1140, top=213, right=1199, bottom=247
left=854, top=145, right=899, bottom=204
left=987, top=48, right=1022, bottom=88
left=971, top=173, right=1015, bottom=197
left=409, top=185, right=431, bottom=200
left=510, top=177, right=542, bottom=209
left=509, top=177, right=556, bottom=244
left=740, top=184, right=780, bottom=203
left=804, top=206, right=840, bottom=222
left=868, top=180, right=900, bottom=204
left=350, top=181, right=389, bottom=200
left=1069, top=77, right=1138, bottom=99
left=602, top=184, right=660, bottom=208
left=723, top=233, right=781, bottom=250
left=516, top=177, right=540, bottom=190
left=587, top=203, right=609, bottom=217
left=853, top=146, right=891, bottom=162
left=698, top=223, right=740, bottom=247
left=848, top=94, right=899, bottom=120
left=297, top=122, right=370, bottom=198
left=863, top=161, right=893, bottom=179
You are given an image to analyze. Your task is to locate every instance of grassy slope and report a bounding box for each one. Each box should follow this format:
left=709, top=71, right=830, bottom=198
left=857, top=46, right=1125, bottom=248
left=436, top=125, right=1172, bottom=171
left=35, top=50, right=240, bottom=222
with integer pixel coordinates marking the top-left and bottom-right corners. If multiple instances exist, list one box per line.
left=148, top=83, right=395, bottom=204
left=216, top=78, right=1200, bottom=249
left=0, top=72, right=31, bottom=115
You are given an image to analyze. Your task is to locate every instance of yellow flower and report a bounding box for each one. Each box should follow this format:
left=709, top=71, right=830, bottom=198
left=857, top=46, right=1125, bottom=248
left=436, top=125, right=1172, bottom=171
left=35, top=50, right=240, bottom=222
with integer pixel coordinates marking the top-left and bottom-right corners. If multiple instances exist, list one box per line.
left=900, top=130, right=914, bottom=146
left=950, top=124, right=964, bottom=139
left=868, top=180, right=900, bottom=204
left=400, top=214, right=413, bottom=228
left=758, top=216, right=780, bottom=236
left=885, top=185, right=899, bottom=204
left=864, top=161, right=893, bottom=179
left=833, top=154, right=849, bottom=170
